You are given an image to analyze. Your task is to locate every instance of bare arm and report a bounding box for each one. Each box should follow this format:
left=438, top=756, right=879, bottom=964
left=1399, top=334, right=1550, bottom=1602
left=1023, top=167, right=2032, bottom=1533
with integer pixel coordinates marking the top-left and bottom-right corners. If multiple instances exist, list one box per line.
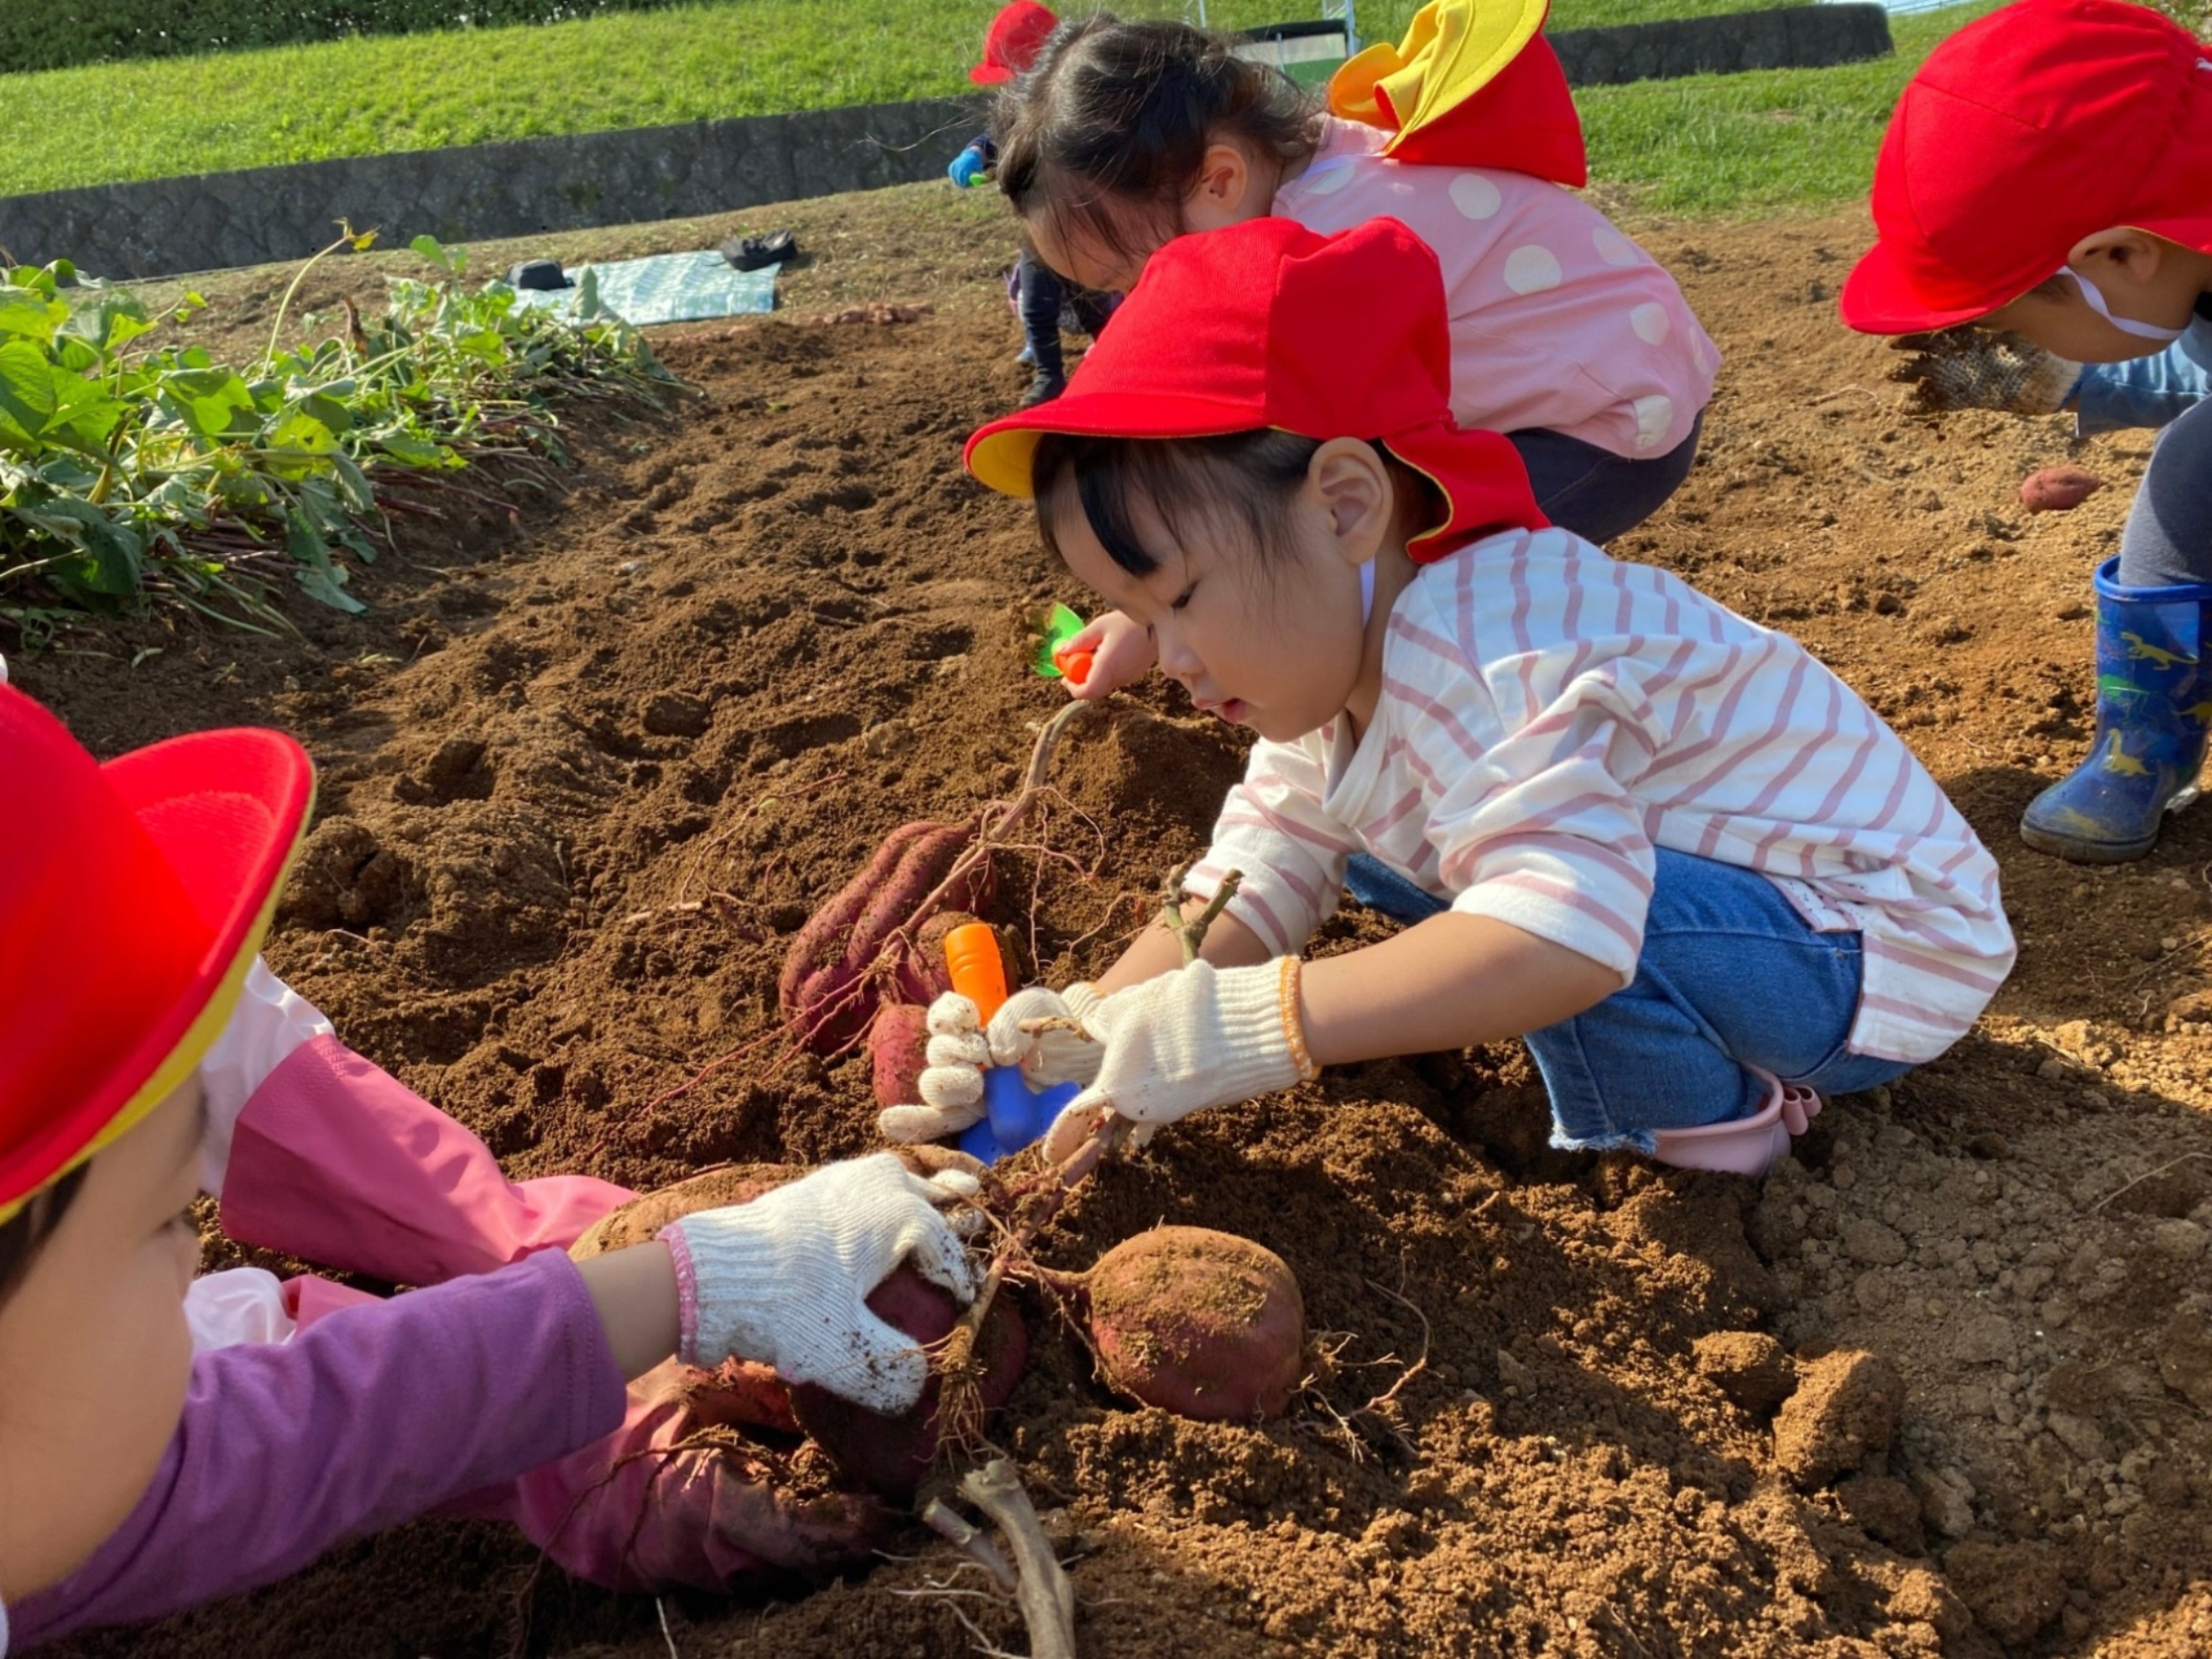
left=1301, top=911, right=1621, bottom=1066
left=573, top=1242, right=681, bottom=1380
left=1093, top=894, right=1274, bottom=994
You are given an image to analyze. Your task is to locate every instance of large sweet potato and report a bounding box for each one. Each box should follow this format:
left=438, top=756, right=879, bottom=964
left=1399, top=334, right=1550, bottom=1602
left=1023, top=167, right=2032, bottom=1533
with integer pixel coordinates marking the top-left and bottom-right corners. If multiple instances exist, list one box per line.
left=570, top=1157, right=1024, bottom=1499
left=778, top=825, right=993, bottom=1051
left=1050, top=1226, right=1306, bottom=1422
left=788, top=1267, right=1029, bottom=1499
left=869, top=1001, right=932, bottom=1113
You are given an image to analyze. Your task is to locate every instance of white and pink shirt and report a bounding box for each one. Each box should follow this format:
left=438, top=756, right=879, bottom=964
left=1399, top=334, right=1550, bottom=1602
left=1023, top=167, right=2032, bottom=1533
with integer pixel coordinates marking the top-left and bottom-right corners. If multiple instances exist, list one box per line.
left=1186, top=530, right=2016, bottom=1064
left=1272, top=116, right=1719, bottom=461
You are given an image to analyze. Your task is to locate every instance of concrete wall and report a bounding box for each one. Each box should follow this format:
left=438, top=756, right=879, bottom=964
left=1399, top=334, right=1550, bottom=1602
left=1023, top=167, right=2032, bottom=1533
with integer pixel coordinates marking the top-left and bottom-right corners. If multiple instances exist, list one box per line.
left=1551, top=2, right=1891, bottom=85
left=0, top=93, right=992, bottom=281
left=0, top=4, right=1891, bottom=281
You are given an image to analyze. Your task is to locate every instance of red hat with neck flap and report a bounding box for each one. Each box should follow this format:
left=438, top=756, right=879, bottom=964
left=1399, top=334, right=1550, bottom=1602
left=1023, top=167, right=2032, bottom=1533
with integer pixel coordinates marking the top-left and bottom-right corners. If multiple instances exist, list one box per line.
left=964, top=216, right=1547, bottom=561
left=0, top=686, right=313, bottom=1223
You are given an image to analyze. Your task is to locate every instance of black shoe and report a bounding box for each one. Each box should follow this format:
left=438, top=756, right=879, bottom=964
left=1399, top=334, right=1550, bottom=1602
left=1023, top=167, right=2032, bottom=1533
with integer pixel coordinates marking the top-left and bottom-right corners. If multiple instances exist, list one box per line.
left=1019, top=370, right=1067, bottom=408
left=721, top=229, right=796, bottom=272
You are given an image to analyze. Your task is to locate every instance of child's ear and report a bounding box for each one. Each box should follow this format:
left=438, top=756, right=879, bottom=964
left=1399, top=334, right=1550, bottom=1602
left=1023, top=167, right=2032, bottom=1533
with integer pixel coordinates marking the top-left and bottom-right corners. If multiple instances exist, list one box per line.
left=1186, top=142, right=1257, bottom=227
left=2069, top=227, right=2166, bottom=286
left=1307, top=439, right=1394, bottom=567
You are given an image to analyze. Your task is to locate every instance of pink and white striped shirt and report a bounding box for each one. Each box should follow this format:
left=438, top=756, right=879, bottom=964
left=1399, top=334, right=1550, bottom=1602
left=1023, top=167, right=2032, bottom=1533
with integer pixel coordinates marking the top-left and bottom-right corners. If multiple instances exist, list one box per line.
left=1185, top=530, right=2016, bottom=1064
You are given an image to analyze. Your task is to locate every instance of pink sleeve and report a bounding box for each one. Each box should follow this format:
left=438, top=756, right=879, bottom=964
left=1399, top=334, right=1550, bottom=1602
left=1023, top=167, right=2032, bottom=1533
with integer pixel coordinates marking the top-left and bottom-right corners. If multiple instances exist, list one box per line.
left=13, top=1251, right=625, bottom=1647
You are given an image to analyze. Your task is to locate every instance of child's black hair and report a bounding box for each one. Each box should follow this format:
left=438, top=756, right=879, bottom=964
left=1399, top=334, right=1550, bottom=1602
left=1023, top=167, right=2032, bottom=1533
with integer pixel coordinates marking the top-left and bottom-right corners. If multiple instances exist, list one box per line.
left=1032, top=429, right=1324, bottom=577
left=0, top=1167, right=87, bottom=1306
left=993, top=13, right=1322, bottom=275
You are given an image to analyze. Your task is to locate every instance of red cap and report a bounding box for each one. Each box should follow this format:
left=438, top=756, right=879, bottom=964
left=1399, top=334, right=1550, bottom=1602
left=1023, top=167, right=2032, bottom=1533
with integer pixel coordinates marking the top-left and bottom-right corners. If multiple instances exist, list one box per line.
left=1841, top=0, right=2212, bottom=335
left=965, top=217, right=1547, bottom=561
left=971, top=1, right=1058, bottom=85
left=0, top=686, right=313, bottom=1222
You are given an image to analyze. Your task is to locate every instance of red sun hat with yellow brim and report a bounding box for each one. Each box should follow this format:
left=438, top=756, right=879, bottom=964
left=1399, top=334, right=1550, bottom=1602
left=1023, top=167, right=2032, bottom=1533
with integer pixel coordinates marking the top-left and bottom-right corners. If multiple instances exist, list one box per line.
left=1840, top=0, right=2212, bottom=336
left=971, top=0, right=1058, bottom=85
left=965, top=217, right=1548, bottom=562
left=0, top=685, right=314, bottom=1224
left=1328, top=0, right=1587, bottom=187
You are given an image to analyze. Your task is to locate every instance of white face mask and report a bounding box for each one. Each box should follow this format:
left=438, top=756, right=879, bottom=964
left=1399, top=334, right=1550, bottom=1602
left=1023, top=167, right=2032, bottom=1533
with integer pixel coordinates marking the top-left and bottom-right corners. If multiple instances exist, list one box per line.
left=2067, top=267, right=2190, bottom=344
left=1360, top=558, right=1376, bottom=627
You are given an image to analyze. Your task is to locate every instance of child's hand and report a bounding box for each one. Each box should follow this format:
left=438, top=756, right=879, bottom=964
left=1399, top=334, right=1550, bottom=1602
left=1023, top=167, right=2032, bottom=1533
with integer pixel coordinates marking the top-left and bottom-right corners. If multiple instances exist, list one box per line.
left=947, top=147, right=989, bottom=189
left=1888, top=328, right=2081, bottom=416
left=659, top=1154, right=980, bottom=1413
left=1061, top=611, right=1157, bottom=701
left=1040, top=959, right=1308, bottom=1160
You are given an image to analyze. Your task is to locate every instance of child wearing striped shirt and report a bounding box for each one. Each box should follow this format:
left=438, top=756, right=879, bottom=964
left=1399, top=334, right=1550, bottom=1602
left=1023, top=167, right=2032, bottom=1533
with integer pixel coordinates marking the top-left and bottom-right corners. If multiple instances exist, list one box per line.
left=905, top=216, right=2015, bottom=1177
left=988, top=0, right=1718, bottom=699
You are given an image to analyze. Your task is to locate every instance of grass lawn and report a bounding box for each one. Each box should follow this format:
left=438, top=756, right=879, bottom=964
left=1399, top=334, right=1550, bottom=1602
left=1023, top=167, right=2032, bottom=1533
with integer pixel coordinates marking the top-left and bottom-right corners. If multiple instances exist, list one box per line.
left=4, top=0, right=1833, bottom=200
left=1579, top=2, right=2003, bottom=211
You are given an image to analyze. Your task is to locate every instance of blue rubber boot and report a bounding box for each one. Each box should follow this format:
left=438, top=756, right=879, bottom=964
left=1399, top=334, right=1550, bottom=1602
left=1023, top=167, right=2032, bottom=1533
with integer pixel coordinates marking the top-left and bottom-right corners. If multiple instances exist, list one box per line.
left=2020, top=557, right=2212, bottom=863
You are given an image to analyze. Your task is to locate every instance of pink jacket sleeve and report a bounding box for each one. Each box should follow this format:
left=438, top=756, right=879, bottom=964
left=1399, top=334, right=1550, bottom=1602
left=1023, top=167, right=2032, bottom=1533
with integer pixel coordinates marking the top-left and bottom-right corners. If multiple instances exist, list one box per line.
left=13, top=1251, right=625, bottom=1648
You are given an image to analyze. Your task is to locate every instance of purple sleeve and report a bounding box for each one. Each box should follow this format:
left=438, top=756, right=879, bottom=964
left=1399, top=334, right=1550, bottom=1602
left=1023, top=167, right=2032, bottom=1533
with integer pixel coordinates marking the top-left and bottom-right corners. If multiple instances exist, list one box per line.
left=14, top=1251, right=625, bottom=1647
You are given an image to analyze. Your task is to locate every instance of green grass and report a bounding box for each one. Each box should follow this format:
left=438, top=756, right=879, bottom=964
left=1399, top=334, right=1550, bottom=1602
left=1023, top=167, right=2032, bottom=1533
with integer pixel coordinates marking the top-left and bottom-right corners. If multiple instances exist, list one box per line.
left=1580, top=3, right=2004, bottom=211
left=0, top=0, right=1976, bottom=212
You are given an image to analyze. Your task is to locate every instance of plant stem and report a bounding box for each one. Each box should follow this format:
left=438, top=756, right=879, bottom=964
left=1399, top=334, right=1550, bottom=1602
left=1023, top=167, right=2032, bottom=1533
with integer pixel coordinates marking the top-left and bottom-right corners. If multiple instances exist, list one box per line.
left=958, top=1459, right=1077, bottom=1659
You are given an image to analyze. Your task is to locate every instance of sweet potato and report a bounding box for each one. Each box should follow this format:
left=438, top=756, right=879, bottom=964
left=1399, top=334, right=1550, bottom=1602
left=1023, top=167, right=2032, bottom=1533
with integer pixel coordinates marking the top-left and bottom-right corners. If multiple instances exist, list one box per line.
left=778, top=823, right=993, bottom=1051
left=570, top=1157, right=1021, bottom=1500
left=2020, top=466, right=2105, bottom=513
left=788, top=1267, right=1029, bottom=1499
left=869, top=1001, right=932, bottom=1113
left=1046, top=1226, right=1306, bottom=1422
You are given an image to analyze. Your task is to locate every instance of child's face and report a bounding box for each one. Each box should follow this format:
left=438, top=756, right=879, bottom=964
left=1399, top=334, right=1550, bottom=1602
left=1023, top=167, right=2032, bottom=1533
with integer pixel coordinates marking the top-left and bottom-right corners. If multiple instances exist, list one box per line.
left=0, top=1077, right=204, bottom=1601
left=1979, top=232, right=2212, bottom=363
left=1048, top=448, right=1382, bottom=743
left=1022, top=140, right=1280, bottom=296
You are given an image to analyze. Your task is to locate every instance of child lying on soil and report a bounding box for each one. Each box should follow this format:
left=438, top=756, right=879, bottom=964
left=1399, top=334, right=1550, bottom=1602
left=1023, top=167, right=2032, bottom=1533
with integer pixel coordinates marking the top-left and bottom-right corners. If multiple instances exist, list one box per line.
left=990, top=0, right=1719, bottom=697
left=0, top=687, right=979, bottom=1650
left=1838, top=0, right=2212, bottom=867
left=893, top=217, right=2017, bottom=1177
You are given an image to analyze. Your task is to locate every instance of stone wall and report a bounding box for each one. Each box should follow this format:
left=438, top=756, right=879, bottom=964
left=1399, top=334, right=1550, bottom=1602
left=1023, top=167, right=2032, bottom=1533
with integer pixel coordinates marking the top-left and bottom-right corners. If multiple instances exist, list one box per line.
left=0, top=5, right=1891, bottom=281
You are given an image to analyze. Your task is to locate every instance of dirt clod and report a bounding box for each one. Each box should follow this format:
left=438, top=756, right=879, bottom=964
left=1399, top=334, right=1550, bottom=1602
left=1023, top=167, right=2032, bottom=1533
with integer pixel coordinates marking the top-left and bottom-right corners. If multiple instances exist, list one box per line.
left=1944, top=1539, right=2068, bottom=1645
left=1692, top=1330, right=1796, bottom=1415
left=1773, top=1349, right=1906, bottom=1489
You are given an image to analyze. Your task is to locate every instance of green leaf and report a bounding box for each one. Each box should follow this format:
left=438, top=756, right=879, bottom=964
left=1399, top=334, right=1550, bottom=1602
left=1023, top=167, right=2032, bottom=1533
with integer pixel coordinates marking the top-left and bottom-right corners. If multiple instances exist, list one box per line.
left=285, top=510, right=365, bottom=613
left=0, top=340, right=61, bottom=440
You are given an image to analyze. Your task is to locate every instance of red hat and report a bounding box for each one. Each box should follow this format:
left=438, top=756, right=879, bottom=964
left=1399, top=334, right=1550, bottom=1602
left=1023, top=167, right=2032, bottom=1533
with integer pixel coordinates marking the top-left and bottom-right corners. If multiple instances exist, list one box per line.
left=0, top=686, right=313, bottom=1222
left=1329, top=0, right=1587, bottom=188
left=1841, top=0, right=2212, bottom=335
left=965, top=217, right=1547, bottom=561
left=971, top=1, right=1058, bottom=85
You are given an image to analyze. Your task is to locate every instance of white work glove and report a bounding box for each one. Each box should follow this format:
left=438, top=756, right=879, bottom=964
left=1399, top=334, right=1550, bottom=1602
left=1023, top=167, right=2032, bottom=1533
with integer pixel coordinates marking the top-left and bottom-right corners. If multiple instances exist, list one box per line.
left=199, top=959, right=335, bottom=1196
left=660, top=1153, right=981, bottom=1415
left=1040, top=959, right=1312, bottom=1162
left=1888, top=328, right=2082, bottom=416
left=877, top=986, right=1107, bottom=1145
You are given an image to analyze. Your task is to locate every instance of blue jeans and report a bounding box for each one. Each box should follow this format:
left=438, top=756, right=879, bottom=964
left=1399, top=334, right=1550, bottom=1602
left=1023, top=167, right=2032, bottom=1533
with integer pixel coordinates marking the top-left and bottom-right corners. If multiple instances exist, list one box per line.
left=1343, top=848, right=1911, bottom=1152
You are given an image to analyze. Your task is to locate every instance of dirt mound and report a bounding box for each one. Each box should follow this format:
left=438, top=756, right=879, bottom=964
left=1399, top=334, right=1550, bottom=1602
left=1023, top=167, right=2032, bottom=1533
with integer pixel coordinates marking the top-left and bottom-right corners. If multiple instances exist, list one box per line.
left=27, top=203, right=2212, bottom=1658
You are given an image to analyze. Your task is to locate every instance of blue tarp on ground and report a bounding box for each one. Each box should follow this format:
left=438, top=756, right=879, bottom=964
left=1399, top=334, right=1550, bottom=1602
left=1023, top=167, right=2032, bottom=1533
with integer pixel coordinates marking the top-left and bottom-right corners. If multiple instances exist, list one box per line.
left=507, top=251, right=776, bottom=326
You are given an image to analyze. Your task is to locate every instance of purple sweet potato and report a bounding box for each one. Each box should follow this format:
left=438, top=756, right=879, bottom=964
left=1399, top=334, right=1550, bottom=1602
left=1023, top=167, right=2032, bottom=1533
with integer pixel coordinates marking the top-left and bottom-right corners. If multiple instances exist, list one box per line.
left=869, top=1001, right=932, bottom=1113
left=2020, top=466, right=2105, bottom=513
left=779, top=824, right=994, bottom=1051
left=1050, top=1225, right=1306, bottom=1422
left=570, top=1158, right=1019, bottom=1500
left=787, top=1267, right=1028, bottom=1499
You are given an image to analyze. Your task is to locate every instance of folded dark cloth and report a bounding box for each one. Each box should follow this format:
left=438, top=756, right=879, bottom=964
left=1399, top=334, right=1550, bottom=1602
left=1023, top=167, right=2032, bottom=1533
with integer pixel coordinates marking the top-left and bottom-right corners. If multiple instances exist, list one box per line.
left=721, top=229, right=797, bottom=272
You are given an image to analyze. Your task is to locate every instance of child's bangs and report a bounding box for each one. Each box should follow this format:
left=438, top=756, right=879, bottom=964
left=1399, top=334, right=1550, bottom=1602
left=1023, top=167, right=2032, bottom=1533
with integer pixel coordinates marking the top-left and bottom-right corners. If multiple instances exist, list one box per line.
left=1031, top=430, right=1320, bottom=578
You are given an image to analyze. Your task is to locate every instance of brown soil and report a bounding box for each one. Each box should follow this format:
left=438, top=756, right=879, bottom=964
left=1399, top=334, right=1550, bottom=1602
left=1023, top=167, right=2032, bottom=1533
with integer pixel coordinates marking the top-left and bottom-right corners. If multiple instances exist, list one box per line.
left=28, top=192, right=2212, bottom=1658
